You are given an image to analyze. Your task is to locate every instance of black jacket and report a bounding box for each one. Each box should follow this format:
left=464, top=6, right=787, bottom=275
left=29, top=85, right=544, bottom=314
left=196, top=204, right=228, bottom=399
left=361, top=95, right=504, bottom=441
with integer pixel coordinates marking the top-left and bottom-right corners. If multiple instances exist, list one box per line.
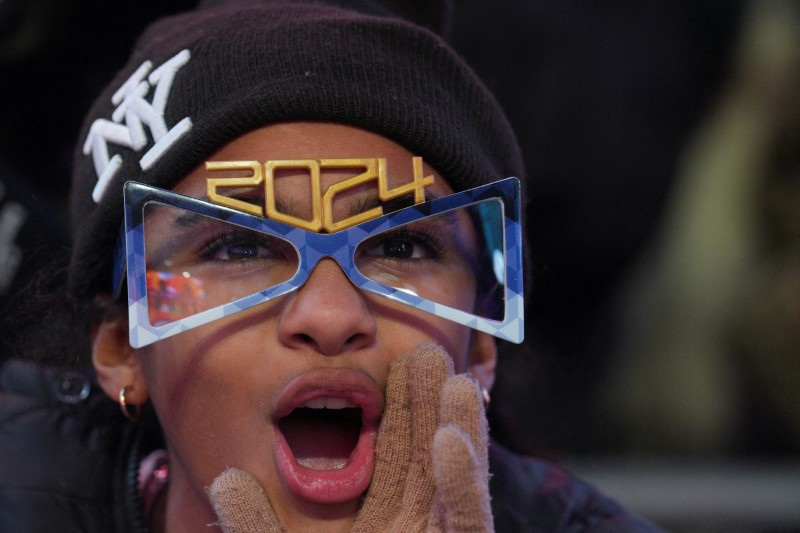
left=0, top=359, right=663, bottom=532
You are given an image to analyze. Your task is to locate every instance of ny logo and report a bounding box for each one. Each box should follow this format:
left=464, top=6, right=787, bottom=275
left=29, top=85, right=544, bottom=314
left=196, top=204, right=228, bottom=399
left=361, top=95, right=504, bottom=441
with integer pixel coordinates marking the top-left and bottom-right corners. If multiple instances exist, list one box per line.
left=83, top=49, right=193, bottom=203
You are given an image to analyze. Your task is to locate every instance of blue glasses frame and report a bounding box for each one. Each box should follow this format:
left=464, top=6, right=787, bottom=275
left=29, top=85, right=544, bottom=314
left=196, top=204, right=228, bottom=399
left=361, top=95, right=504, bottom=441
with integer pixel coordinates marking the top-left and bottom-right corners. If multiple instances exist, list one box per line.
left=114, top=178, right=524, bottom=348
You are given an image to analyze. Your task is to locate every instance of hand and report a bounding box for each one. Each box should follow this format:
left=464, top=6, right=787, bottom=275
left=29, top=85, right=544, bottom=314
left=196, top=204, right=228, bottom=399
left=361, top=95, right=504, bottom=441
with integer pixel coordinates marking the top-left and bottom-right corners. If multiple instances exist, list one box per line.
left=352, top=343, right=492, bottom=532
left=208, top=344, right=493, bottom=532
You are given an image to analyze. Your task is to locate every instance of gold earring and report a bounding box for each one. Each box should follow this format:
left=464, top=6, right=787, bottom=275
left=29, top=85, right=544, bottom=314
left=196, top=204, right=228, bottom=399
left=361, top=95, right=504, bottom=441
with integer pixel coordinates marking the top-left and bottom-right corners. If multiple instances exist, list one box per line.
left=480, top=386, right=491, bottom=408
left=119, top=385, right=142, bottom=422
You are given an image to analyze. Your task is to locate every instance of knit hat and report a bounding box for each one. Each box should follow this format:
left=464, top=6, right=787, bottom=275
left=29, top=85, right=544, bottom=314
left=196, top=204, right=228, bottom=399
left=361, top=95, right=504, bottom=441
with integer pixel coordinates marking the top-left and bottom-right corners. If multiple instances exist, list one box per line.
left=68, top=0, right=525, bottom=303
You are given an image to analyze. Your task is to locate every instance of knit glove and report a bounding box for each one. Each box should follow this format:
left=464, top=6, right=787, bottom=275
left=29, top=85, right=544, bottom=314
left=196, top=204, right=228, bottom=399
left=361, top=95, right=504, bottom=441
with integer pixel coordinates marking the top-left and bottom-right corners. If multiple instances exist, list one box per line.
left=209, top=343, right=493, bottom=532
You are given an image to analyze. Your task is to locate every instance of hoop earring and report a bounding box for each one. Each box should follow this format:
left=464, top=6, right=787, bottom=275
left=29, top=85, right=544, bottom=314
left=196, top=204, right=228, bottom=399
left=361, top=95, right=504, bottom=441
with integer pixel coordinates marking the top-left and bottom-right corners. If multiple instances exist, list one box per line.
left=480, top=386, right=491, bottom=408
left=119, top=385, right=142, bottom=422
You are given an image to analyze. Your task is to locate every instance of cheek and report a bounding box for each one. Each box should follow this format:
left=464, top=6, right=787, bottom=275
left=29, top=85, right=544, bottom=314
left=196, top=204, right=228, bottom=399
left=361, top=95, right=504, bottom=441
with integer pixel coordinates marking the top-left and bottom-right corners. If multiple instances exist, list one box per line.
left=443, top=275, right=478, bottom=314
left=440, top=324, right=473, bottom=373
left=138, top=330, right=272, bottom=454
left=138, top=333, right=293, bottom=501
left=143, top=326, right=263, bottom=402
left=409, top=265, right=479, bottom=320
left=374, top=312, right=473, bottom=374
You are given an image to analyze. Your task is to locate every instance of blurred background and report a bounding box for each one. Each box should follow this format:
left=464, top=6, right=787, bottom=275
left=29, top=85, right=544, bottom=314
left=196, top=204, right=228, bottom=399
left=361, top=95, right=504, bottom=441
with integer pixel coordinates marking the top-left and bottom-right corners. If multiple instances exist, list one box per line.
left=1, top=0, right=798, bottom=530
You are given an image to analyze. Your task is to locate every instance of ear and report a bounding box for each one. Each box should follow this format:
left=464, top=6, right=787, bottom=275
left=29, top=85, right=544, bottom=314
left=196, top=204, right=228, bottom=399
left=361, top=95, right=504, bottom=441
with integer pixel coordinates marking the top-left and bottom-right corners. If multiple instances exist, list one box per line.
left=467, top=332, right=497, bottom=392
left=92, top=304, right=149, bottom=406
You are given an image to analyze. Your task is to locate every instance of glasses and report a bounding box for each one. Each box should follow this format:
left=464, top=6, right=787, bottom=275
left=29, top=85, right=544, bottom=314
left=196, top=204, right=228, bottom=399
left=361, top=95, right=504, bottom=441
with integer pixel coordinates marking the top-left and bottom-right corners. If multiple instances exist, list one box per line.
left=113, top=178, right=524, bottom=348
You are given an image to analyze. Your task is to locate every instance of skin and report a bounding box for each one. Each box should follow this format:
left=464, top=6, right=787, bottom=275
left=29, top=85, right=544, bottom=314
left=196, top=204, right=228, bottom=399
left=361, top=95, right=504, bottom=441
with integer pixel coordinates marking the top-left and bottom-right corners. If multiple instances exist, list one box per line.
left=92, top=122, right=497, bottom=533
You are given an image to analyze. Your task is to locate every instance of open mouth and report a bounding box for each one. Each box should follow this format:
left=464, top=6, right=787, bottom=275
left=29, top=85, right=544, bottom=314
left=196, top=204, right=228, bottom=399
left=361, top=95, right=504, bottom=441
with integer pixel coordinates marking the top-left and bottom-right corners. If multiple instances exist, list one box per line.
left=272, top=370, right=384, bottom=505
left=277, top=399, right=362, bottom=470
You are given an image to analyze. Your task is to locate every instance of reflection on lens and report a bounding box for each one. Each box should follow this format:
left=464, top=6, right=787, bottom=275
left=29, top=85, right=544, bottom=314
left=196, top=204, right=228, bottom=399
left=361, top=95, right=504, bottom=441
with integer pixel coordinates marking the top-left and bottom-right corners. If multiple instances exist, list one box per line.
left=355, top=200, right=505, bottom=320
left=143, top=202, right=299, bottom=326
left=146, top=270, right=206, bottom=326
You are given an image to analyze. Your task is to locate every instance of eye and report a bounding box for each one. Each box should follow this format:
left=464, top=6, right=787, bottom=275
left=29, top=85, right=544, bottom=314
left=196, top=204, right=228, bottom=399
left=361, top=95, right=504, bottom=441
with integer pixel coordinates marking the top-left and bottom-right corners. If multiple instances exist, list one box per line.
left=360, top=228, right=442, bottom=261
left=213, top=242, right=270, bottom=261
left=200, top=232, right=290, bottom=263
left=372, top=238, right=421, bottom=259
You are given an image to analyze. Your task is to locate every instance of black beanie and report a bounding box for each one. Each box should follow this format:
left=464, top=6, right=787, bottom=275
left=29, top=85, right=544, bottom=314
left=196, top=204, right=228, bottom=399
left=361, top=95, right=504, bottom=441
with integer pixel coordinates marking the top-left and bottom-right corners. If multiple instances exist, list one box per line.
left=68, top=0, right=525, bottom=302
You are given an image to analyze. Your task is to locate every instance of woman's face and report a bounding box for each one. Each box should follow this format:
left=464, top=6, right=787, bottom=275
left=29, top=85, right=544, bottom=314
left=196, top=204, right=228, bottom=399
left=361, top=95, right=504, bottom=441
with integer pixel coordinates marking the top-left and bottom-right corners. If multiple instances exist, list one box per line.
left=106, top=122, right=496, bottom=531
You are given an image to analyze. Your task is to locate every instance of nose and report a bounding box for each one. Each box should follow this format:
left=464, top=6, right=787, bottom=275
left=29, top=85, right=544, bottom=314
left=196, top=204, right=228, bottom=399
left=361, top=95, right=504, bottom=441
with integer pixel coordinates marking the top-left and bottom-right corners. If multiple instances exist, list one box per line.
left=277, top=258, right=377, bottom=355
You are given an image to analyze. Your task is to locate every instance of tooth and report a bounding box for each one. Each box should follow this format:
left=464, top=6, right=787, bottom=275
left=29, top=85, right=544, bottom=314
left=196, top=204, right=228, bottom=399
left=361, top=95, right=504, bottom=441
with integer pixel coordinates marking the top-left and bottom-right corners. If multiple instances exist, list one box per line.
left=305, top=398, right=327, bottom=409
left=297, top=457, right=348, bottom=470
left=302, top=396, right=357, bottom=409
left=325, top=397, right=352, bottom=409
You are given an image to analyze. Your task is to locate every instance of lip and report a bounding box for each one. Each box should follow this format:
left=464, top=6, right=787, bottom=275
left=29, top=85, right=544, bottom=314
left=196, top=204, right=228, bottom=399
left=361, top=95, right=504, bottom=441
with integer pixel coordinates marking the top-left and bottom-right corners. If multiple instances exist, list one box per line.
left=272, top=368, right=384, bottom=505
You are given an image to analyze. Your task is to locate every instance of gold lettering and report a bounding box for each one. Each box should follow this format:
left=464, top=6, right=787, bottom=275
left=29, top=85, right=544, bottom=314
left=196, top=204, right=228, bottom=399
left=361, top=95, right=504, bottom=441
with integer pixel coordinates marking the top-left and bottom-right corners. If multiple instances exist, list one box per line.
left=379, top=157, right=434, bottom=204
left=264, top=160, right=323, bottom=232
left=205, top=157, right=434, bottom=232
left=206, top=161, right=263, bottom=216
left=321, top=158, right=382, bottom=232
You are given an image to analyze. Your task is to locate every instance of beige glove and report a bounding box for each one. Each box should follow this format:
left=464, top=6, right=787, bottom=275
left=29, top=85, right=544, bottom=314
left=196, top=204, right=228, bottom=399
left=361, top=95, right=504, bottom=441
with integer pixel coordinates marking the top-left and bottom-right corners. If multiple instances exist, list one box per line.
left=209, top=469, right=283, bottom=533
left=209, top=344, right=493, bottom=532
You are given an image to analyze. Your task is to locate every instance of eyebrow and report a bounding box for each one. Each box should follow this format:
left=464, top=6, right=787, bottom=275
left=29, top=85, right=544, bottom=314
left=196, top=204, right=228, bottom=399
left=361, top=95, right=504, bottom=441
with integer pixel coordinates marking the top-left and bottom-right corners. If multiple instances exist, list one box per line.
left=172, top=196, right=295, bottom=227
left=367, top=194, right=461, bottom=231
left=171, top=190, right=443, bottom=228
left=173, top=211, right=207, bottom=228
left=346, top=190, right=441, bottom=218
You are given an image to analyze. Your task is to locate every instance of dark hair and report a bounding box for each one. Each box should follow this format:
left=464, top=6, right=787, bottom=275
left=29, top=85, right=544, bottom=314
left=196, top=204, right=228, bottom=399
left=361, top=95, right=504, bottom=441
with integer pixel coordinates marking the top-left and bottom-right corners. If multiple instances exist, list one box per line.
left=4, top=251, right=97, bottom=367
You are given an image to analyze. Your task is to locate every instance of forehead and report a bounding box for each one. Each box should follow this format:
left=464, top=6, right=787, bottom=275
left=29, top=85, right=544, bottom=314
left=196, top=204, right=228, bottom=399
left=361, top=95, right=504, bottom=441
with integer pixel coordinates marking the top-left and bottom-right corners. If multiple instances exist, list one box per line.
left=172, top=122, right=454, bottom=202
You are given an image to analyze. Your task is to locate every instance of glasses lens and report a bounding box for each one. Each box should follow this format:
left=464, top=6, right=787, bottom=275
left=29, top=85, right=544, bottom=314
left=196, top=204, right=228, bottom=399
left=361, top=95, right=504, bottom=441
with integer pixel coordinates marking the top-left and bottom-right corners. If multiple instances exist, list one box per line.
left=355, top=199, right=505, bottom=321
left=143, top=202, right=300, bottom=326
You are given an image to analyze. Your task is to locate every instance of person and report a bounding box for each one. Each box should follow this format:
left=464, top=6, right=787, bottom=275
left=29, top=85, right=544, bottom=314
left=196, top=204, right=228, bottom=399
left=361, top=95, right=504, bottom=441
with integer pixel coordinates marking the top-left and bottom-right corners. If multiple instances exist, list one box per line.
left=0, top=0, right=663, bottom=531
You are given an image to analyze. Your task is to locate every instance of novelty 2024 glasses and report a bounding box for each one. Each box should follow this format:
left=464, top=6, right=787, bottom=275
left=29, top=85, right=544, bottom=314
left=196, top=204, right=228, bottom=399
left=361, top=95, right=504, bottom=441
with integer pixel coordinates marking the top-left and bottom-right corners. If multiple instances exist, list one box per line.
left=113, top=177, right=524, bottom=348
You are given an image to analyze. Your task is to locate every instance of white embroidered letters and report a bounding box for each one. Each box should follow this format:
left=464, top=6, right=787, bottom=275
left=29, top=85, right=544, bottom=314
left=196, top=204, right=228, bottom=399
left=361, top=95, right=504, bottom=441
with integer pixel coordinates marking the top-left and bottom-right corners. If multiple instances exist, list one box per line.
left=83, top=49, right=193, bottom=203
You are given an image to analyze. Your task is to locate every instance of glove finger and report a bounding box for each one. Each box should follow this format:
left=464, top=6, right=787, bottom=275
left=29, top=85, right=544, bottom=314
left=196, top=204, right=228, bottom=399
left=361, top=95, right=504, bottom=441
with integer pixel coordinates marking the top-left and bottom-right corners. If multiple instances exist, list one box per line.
left=402, top=344, right=453, bottom=498
left=386, top=343, right=452, bottom=532
left=353, top=352, right=413, bottom=532
left=208, top=468, right=283, bottom=533
left=432, top=425, right=494, bottom=532
left=439, top=374, right=489, bottom=483
left=357, top=343, right=452, bottom=533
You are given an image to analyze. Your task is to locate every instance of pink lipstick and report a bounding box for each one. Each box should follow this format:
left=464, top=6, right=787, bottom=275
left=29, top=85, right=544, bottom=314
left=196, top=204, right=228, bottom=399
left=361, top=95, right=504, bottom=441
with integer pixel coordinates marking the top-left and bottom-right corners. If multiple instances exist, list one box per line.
left=272, top=369, right=383, bottom=504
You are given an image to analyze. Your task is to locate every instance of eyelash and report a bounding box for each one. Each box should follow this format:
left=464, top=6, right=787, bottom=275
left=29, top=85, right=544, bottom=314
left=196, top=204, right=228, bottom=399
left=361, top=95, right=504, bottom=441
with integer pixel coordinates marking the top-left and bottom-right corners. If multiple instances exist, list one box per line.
left=361, top=226, right=445, bottom=262
left=197, top=230, right=287, bottom=263
left=194, top=224, right=446, bottom=268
